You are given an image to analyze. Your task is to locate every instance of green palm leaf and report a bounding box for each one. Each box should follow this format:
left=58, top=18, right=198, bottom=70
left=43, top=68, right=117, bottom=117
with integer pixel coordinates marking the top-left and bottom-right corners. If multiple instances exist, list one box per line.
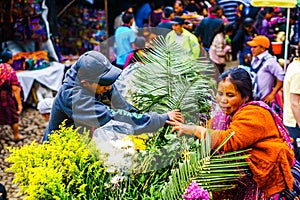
left=162, top=132, right=251, bottom=200
left=132, top=36, right=214, bottom=124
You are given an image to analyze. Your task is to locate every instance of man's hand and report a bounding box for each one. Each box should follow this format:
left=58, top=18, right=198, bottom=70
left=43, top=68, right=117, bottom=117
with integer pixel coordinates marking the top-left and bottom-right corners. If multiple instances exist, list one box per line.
left=263, top=92, right=276, bottom=104
left=167, top=109, right=184, bottom=123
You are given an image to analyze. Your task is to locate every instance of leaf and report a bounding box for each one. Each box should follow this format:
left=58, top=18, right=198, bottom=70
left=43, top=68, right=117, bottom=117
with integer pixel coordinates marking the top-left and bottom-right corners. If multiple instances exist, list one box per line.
left=162, top=132, right=250, bottom=200
left=130, top=36, right=214, bottom=124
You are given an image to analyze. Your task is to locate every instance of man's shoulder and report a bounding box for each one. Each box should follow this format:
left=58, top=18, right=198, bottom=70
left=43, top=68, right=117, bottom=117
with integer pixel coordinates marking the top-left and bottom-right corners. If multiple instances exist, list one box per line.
left=262, top=54, right=278, bottom=66
left=166, top=30, right=176, bottom=37
left=115, top=26, right=133, bottom=34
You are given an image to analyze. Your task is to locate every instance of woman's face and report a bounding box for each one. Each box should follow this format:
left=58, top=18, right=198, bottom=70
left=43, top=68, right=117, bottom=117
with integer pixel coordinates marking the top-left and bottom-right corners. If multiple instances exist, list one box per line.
left=216, top=78, right=245, bottom=116
left=265, top=12, right=273, bottom=20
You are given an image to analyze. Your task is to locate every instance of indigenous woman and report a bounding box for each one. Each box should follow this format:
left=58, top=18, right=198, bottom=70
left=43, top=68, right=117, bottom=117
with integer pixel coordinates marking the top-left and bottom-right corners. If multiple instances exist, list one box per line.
left=0, top=49, right=24, bottom=140
left=168, top=67, right=299, bottom=198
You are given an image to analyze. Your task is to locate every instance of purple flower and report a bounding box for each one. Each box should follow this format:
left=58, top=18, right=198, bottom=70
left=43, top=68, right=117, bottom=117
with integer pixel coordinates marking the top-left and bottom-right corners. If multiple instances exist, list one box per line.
left=183, top=181, right=210, bottom=200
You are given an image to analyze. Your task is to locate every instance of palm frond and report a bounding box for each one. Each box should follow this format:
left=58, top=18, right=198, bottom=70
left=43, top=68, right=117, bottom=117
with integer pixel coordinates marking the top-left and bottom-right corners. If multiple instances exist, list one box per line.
left=132, top=36, right=214, bottom=124
left=161, top=132, right=251, bottom=200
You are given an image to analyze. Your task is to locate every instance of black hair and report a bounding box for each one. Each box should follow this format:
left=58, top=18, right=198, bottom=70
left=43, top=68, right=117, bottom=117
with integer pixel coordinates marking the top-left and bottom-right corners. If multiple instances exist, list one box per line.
left=224, top=23, right=234, bottom=33
left=174, top=0, right=183, bottom=6
left=164, top=6, right=174, bottom=18
left=211, top=4, right=222, bottom=14
left=255, top=7, right=274, bottom=30
left=0, top=49, right=12, bottom=63
left=243, top=17, right=254, bottom=27
left=218, top=67, right=253, bottom=101
left=122, top=11, right=134, bottom=24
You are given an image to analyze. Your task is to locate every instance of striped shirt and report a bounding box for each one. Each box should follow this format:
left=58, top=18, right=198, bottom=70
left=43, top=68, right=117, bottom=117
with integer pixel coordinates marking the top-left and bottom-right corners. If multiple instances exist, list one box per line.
left=217, top=0, right=248, bottom=22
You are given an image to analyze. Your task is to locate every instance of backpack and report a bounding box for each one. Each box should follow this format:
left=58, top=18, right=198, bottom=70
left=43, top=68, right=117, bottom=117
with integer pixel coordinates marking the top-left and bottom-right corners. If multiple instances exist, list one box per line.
left=249, top=55, right=274, bottom=100
left=250, top=55, right=283, bottom=118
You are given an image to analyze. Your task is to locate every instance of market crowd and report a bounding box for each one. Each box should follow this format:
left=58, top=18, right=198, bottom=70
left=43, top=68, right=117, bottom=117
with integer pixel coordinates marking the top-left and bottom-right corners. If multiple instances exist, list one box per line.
left=1, top=0, right=300, bottom=199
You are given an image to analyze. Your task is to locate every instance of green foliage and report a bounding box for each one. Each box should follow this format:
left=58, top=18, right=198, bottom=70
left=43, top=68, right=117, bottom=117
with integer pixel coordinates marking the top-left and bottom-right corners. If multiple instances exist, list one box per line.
left=6, top=122, right=107, bottom=200
left=131, top=36, right=215, bottom=124
left=6, top=36, right=250, bottom=200
left=162, top=132, right=251, bottom=200
left=104, top=134, right=196, bottom=199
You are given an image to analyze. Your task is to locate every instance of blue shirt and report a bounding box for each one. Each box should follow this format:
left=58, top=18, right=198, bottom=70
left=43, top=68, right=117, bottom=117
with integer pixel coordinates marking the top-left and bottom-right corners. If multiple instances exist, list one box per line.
left=115, top=26, right=136, bottom=66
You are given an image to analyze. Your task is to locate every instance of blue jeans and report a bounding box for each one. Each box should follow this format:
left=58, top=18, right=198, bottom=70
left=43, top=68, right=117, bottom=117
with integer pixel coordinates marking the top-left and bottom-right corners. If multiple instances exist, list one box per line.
left=285, top=124, right=300, bottom=162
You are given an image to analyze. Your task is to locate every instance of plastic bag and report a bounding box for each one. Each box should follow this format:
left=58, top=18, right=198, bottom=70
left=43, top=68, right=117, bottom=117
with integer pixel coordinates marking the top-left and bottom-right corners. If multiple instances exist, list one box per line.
left=92, top=120, right=135, bottom=173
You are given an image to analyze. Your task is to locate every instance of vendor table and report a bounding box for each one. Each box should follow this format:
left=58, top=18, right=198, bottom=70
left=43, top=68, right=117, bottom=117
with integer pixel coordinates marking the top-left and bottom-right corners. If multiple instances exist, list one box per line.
left=16, top=62, right=65, bottom=102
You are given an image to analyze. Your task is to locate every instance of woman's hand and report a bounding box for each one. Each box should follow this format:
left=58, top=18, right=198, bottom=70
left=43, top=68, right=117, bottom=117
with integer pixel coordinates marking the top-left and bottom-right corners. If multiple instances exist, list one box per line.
left=17, top=104, right=23, bottom=114
left=166, top=121, right=206, bottom=139
left=167, top=109, right=184, bottom=123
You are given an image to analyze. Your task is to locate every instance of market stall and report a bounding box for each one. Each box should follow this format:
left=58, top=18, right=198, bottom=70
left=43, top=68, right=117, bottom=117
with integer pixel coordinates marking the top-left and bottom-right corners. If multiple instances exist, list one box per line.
left=16, top=62, right=65, bottom=102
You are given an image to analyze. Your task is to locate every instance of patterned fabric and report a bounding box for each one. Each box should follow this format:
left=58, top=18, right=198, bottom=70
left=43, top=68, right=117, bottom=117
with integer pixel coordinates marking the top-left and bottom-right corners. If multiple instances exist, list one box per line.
left=0, top=63, right=20, bottom=125
left=0, top=63, right=13, bottom=86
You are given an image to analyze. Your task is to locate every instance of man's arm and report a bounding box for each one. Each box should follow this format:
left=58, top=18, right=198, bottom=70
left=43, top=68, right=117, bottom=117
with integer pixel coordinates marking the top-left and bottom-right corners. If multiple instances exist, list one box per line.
left=290, top=93, right=300, bottom=127
left=263, top=80, right=283, bottom=104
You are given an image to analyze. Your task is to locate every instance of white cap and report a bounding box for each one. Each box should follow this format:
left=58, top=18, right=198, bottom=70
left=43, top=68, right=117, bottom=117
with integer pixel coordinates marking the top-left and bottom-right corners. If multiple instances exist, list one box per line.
left=37, top=98, right=54, bottom=114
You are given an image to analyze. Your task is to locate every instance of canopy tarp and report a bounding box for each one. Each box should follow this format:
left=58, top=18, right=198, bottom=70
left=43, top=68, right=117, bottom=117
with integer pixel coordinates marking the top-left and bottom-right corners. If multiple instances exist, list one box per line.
left=251, top=0, right=297, bottom=7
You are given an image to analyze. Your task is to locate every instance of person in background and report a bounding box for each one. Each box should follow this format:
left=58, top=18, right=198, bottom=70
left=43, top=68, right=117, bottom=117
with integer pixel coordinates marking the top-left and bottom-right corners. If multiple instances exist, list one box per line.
left=209, top=23, right=233, bottom=74
left=37, top=98, right=54, bottom=122
left=217, top=0, right=248, bottom=23
left=231, top=17, right=257, bottom=66
left=194, top=4, right=224, bottom=51
left=173, top=0, right=188, bottom=17
left=0, top=49, right=24, bottom=140
left=124, top=36, right=146, bottom=68
left=168, top=67, right=298, bottom=199
left=114, top=11, right=137, bottom=69
left=283, top=47, right=300, bottom=162
left=247, top=35, right=284, bottom=111
left=166, top=16, right=200, bottom=59
left=113, top=4, right=137, bottom=32
left=148, top=0, right=164, bottom=27
left=43, top=51, right=184, bottom=141
left=254, top=7, right=275, bottom=42
left=157, top=6, right=175, bottom=30
left=185, top=0, right=208, bottom=16
left=135, top=1, right=152, bottom=28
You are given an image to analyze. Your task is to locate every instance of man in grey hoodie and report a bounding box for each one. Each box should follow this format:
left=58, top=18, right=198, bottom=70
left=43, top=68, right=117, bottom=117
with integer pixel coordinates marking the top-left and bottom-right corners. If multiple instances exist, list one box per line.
left=43, top=51, right=183, bottom=141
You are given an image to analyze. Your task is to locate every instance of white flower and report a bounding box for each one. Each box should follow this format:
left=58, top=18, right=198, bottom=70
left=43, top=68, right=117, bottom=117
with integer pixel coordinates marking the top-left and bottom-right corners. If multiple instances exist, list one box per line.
left=124, top=148, right=135, bottom=156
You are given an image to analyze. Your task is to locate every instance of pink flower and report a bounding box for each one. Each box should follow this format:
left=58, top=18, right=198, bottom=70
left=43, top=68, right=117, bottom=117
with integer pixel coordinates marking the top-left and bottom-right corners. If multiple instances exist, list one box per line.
left=183, top=181, right=210, bottom=200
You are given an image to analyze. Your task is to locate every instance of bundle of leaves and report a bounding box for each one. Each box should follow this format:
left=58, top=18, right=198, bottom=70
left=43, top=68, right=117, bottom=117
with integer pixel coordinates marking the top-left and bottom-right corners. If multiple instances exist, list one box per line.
left=130, top=36, right=215, bottom=125
left=162, top=132, right=251, bottom=200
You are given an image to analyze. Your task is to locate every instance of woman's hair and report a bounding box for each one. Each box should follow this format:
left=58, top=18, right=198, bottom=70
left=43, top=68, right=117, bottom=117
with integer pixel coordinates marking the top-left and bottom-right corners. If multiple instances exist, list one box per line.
left=218, top=67, right=253, bottom=101
left=255, top=7, right=274, bottom=29
left=0, top=49, right=12, bottom=63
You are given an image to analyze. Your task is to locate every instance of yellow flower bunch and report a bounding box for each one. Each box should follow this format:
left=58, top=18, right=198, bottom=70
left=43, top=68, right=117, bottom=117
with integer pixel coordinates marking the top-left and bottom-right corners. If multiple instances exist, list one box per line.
left=123, top=134, right=148, bottom=151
